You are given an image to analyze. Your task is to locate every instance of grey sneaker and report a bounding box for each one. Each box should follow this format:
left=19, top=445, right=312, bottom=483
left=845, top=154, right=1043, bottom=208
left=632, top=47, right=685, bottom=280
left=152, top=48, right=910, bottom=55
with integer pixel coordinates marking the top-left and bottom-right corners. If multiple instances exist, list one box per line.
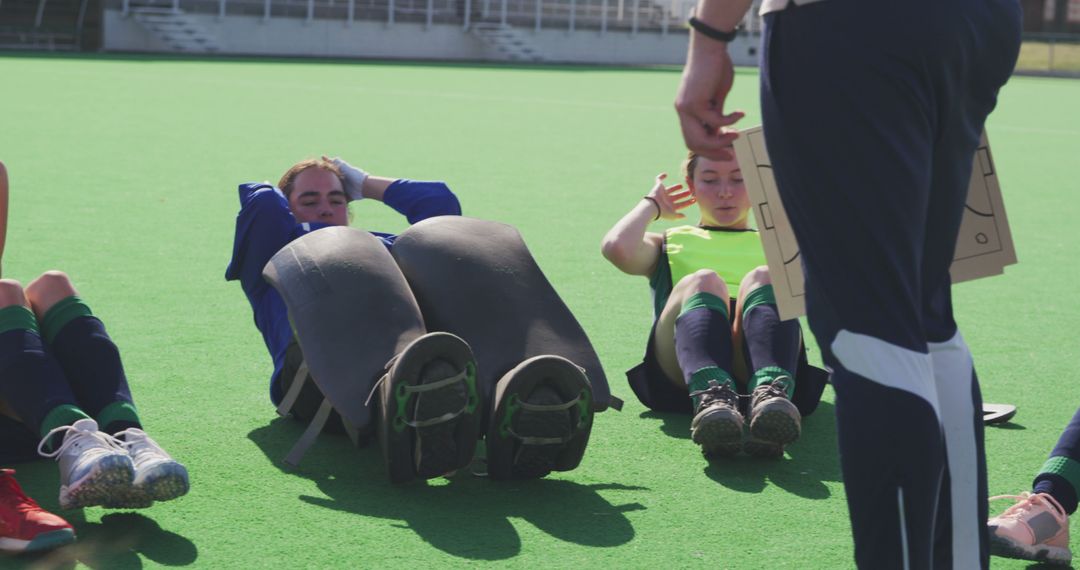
left=745, top=376, right=801, bottom=457
left=107, top=429, right=189, bottom=508
left=689, top=380, right=744, bottom=457
left=37, top=418, right=134, bottom=510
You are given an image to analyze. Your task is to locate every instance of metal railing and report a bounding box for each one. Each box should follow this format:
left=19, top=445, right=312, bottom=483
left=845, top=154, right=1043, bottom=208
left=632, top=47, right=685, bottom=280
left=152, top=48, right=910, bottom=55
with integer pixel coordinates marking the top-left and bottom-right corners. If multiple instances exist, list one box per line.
left=117, top=0, right=763, bottom=35
left=0, top=0, right=91, bottom=50
left=1016, top=32, right=1080, bottom=75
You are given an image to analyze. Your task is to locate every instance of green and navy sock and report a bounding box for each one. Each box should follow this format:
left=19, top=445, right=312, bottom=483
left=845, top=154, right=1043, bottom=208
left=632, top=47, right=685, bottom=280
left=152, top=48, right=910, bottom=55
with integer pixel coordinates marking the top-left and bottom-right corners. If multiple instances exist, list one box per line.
left=42, top=296, right=139, bottom=423
left=0, top=305, right=81, bottom=442
left=674, top=292, right=736, bottom=405
left=1033, top=408, right=1080, bottom=515
left=687, top=366, right=736, bottom=408
left=741, top=285, right=799, bottom=398
left=39, top=404, right=92, bottom=452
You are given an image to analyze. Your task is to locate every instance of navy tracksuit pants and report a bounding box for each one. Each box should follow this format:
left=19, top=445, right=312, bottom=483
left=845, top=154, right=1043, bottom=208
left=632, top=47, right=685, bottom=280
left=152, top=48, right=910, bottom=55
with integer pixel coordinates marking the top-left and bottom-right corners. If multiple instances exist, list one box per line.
left=760, top=0, right=1021, bottom=567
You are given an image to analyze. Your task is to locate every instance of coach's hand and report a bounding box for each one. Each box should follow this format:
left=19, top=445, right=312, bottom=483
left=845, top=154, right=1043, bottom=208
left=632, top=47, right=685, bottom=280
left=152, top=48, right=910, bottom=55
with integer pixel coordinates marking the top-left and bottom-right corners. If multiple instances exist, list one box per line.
left=675, top=33, right=744, bottom=160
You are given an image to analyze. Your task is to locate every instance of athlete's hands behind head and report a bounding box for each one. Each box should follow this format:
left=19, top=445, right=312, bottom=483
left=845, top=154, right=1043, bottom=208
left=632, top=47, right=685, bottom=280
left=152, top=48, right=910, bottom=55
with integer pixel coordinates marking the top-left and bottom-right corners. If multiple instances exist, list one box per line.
left=322, top=155, right=368, bottom=201
left=648, top=173, right=696, bottom=221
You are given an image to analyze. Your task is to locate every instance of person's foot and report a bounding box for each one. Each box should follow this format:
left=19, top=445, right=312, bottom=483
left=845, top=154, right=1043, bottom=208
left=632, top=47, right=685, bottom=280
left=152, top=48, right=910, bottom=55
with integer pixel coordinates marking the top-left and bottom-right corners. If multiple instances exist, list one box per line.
left=38, top=418, right=135, bottom=510
left=378, top=332, right=481, bottom=484
left=987, top=492, right=1072, bottom=564
left=0, top=469, right=76, bottom=553
left=486, top=355, right=593, bottom=480
left=745, top=376, right=800, bottom=458
left=107, top=429, right=190, bottom=509
left=689, top=380, right=743, bottom=457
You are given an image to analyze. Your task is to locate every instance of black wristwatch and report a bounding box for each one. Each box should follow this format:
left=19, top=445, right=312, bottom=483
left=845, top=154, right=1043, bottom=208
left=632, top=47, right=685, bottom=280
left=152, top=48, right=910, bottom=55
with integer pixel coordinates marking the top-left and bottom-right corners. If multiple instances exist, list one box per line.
left=688, top=15, right=739, bottom=42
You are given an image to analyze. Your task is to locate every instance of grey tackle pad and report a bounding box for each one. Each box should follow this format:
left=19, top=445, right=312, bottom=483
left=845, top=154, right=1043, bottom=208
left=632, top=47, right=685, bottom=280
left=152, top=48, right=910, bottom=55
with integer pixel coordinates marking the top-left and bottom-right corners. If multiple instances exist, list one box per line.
left=263, top=227, right=427, bottom=429
left=391, top=216, right=612, bottom=412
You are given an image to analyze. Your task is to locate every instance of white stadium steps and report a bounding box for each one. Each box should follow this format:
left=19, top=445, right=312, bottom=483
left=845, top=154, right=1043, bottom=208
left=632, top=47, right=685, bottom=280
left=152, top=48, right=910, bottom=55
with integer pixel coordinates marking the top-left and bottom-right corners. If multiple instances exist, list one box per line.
left=470, top=23, right=546, bottom=62
left=130, top=7, right=220, bottom=52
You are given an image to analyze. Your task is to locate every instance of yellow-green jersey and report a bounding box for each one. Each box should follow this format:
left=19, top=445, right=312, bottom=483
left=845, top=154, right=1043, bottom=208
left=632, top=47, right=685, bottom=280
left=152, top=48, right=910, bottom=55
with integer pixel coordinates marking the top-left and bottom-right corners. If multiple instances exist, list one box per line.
left=648, top=225, right=766, bottom=319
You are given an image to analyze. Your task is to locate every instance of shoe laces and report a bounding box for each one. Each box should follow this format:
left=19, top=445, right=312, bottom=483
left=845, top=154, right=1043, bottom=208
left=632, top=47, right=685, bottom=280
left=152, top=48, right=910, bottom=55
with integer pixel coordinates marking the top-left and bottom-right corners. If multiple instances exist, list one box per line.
left=37, top=424, right=126, bottom=460
left=753, top=375, right=793, bottom=403
left=689, top=380, right=739, bottom=411
left=0, top=472, right=40, bottom=514
left=113, top=429, right=170, bottom=465
left=990, top=492, right=1069, bottom=526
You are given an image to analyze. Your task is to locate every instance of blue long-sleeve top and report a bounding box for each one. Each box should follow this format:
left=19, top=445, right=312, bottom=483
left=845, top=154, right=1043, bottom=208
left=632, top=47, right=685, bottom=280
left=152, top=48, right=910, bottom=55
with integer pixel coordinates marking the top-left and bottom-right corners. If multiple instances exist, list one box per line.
left=225, top=179, right=461, bottom=404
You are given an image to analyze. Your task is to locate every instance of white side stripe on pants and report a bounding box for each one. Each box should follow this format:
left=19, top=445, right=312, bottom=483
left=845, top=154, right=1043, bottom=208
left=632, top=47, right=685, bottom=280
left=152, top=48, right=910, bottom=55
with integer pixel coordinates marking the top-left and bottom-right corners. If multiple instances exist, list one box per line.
left=898, top=486, right=910, bottom=570
left=930, top=331, right=980, bottom=570
left=831, top=329, right=940, bottom=419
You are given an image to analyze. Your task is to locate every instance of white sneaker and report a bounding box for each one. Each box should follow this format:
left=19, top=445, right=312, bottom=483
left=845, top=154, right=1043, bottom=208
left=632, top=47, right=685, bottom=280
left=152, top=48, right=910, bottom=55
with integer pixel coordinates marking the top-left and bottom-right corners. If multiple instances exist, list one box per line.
left=111, top=428, right=189, bottom=508
left=37, top=418, right=134, bottom=510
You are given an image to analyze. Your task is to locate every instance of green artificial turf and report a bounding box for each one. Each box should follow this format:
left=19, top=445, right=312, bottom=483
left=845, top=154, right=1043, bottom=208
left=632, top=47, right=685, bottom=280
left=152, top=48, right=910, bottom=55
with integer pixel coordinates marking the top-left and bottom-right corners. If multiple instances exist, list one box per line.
left=0, top=53, right=1078, bottom=568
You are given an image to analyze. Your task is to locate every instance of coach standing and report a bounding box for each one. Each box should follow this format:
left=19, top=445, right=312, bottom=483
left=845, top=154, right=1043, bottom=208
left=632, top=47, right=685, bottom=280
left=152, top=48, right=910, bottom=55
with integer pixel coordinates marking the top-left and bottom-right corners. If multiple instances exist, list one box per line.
left=674, top=0, right=1021, bottom=567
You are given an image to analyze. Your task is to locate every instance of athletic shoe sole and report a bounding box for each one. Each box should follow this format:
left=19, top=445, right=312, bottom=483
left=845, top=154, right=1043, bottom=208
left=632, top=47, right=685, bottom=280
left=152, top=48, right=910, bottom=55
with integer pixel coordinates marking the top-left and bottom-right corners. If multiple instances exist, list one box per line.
left=59, top=454, right=135, bottom=510
left=379, top=332, right=480, bottom=484
left=487, top=355, right=593, bottom=480
left=691, top=408, right=742, bottom=457
left=0, top=528, right=76, bottom=553
left=988, top=526, right=1072, bottom=565
left=104, top=462, right=190, bottom=509
left=749, top=399, right=801, bottom=446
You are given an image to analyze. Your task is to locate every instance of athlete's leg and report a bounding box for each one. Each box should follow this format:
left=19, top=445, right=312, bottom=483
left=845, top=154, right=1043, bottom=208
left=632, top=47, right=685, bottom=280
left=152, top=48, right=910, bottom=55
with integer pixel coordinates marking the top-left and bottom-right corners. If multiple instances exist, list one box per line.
left=27, top=272, right=187, bottom=507
left=734, top=266, right=800, bottom=394
left=1034, top=408, right=1080, bottom=515
left=0, top=279, right=88, bottom=440
left=0, top=279, right=137, bottom=509
left=985, top=408, right=1078, bottom=564
left=25, top=271, right=140, bottom=434
left=653, top=270, right=742, bottom=456
left=734, top=266, right=802, bottom=456
left=654, top=269, right=732, bottom=391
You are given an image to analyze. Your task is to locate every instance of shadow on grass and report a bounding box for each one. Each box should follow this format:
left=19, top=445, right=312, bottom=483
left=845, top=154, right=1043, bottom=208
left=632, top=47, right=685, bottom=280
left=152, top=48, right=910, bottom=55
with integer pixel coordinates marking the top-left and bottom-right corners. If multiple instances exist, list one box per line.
left=248, top=419, right=644, bottom=561
left=702, top=401, right=841, bottom=500
left=988, top=421, right=1027, bottom=431
left=0, top=461, right=197, bottom=570
left=640, top=401, right=842, bottom=500
left=638, top=411, right=691, bottom=440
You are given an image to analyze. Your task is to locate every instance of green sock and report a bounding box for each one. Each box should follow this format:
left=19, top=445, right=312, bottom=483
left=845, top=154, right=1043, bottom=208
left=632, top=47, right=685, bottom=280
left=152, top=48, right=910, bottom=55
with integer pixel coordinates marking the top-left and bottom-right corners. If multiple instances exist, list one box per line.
left=687, top=366, right=735, bottom=408
left=678, top=292, right=729, bottom=320
left=749, top=365, right=796, bottom=399
left=39, top=404, right=91, bottom=452
left=40, top=296, right=93, bottom=345
left=0, top=305, right=38, bottom=335
left=740, top=284, right=777, bottom=322
left=96, top=401, right=141, bottom=433
left=1038, top=456, right=1080, bottom=497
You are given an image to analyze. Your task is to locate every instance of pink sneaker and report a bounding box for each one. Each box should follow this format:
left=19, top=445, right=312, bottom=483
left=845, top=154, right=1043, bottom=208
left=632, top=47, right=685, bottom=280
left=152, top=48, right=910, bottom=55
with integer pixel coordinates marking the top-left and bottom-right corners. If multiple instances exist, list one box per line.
left=987, top=492, right=1072, bottom=564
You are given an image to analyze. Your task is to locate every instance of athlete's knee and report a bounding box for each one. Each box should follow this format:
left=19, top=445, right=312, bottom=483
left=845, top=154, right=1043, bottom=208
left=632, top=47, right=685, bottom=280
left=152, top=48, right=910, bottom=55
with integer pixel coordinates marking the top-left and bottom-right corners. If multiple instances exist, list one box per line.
left=675, top=269, right=729, bottom=299
left=0, top=280, right=27, bottom=308
left=739, top=265, right=772, bottom=295
left=25, top=271, right=78, bottom=311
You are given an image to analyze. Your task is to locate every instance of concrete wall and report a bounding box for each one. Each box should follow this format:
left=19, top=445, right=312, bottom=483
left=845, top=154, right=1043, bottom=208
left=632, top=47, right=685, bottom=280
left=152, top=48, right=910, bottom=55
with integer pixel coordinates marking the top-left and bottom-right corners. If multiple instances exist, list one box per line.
left=102, top=9, right=761, bottom=66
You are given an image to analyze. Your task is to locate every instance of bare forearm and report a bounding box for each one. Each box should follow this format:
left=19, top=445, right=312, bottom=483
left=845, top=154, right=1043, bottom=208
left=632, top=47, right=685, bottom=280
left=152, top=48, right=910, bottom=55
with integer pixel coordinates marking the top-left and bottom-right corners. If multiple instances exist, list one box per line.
left=601, top=200, right=661, bottom=275
left=360, top=175, right=397, bottom=202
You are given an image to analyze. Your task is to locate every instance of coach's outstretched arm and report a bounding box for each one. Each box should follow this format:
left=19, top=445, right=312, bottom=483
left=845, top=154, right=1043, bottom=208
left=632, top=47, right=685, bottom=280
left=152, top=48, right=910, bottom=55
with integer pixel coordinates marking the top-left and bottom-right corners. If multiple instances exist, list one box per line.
left=674, top=0, right=752, bottom=160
